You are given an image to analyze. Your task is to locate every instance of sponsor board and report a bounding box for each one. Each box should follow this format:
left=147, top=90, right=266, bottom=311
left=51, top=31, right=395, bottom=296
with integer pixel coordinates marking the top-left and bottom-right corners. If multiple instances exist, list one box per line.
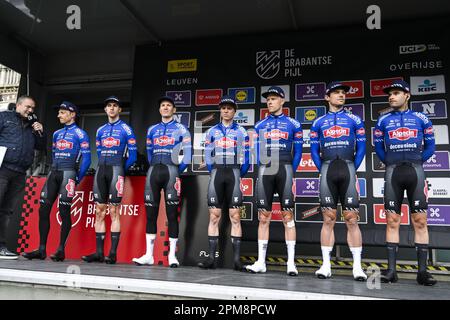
left=410, top=99, right=447, bottom=119
left=167, top=59, right=197, bottom=73
left=191, top=154, right=208, bottom=173
left=343, top=103, right=365, bottom=121
left=194, top=110, right=221, bottom=128
left=296, top=153, right=318, bottom=172
left=165, top=90, right=191, bottom=107
left=427, top=205, right=450, bottom=226
left=303, top=129, right=310, bottom=148
left=357, top=156, right=366, bottom=172
left=227, top=87, right=256, bottom=104
left=295, top=82, right=326, bottom=101
left=427, top=178, right=450, bottom=198
left=240, top=178, right=254, bottom=197
left=234, top=109, right=255, bottom=126
left=173, top=112, right=191, bottom=127
left=295, top=203, right=368, bottom=224
left=193, top=132, right=208, bottom=150
left=433, top=125, right=449, bottom=145
left=196, top=89, right=223, bottom=106
left=338, top=80, right=364, bottom=99
left=295, top=106, right=326, bottom=124
left=410, top=75, right=446, bottom=95
left=371, top=102, right=394, bottom=121
left=370, top=77, right=403, bottom=97
left=423, top=151, right=450, bottom=171
left=373, top=203, right=410, bottom=225
left=240, top=202, right=254, bottom=221
left=260, top=85, right=290, bottom=102
left=295, top=178, right=319, bottom=197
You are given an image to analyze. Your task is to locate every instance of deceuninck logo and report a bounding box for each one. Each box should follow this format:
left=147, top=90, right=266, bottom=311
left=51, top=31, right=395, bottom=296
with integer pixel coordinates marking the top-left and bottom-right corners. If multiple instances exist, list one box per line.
left=256, top=51, right=281, bottom=79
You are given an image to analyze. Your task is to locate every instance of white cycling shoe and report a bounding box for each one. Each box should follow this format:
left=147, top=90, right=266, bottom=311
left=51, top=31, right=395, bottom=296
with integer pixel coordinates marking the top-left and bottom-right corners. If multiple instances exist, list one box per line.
left=132, top=254, right=154, bottom=266
left=287, top=263, right=298, bottom=276
left=315, top=265, right=332, bottom=279
left=168, top=255, right=180, bottom=268
left=353, top=267, right=367, bottom=281
left=245, top=261, right=267, bottom=273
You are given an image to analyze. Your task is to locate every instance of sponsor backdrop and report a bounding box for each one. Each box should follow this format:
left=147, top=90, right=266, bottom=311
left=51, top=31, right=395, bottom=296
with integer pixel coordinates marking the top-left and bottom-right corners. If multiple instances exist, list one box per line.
left=129, top=18, right=450, bottom=251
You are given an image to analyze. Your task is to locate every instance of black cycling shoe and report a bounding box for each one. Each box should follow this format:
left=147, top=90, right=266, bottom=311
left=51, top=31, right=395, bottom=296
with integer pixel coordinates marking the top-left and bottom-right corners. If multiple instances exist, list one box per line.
left=380, top=269, right=398, bottom=283
left=81, top=253, right=104, bottom=263
left=417, top=271, right=437, bottom=286
left=50, top=250, right=65, bottom=262
left=22, top=249, right=46, bottom=260
left=104, top=254, right=117, bottom=265
left=234, top=260, right=244, bottom=272
left=198, top=258, right=216, bottom=269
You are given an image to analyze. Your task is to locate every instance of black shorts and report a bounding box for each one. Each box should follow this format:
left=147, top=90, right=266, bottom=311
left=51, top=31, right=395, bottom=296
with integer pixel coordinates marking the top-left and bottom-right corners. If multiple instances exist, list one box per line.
left=319, top=159, right=359, bottom=211
left=256, top=163, right=294, bottom=211
left=40, top=170, right=77, bottom=206
left=144, top=164, right=180, bottom=207
left=384, top=162, right=428, bottom=214
left=207, top=167, right=242, bottom=209
left=93, top=165, right=124, bottom=205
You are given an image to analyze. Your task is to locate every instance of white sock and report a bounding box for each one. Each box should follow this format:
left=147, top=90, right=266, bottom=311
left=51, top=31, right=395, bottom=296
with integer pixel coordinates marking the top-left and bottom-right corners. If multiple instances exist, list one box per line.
left=145, top=234, right=156, bottom=257
left=257, top=240, right=268, bottom=264
left=350, top=246, right=362, bottom=269
left=169, top=237, right=178, bottom=258
left=286, top=241, right=296, bottom=265
left=321, top=246, right=333, bottom=268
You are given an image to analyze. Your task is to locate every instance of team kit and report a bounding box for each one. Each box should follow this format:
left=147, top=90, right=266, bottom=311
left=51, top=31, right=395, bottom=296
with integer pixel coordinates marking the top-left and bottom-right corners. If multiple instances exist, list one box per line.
left=21, top=79, right=437, bottom=286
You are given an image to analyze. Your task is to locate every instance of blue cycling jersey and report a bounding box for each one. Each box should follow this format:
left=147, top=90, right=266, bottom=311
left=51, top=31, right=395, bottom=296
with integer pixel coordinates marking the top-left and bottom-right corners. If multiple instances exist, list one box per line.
left=310, top=109, right=366, bottom=171
left=254, top=113, right=303, bottom=169
left=146, top=119, right=192, bottom=173
left=52, top=123, right=91, bottom=182
left=204, top=121, right=250, bottom=177
left=374, top=109, right=435, bottom=165
left=96, top=119, right=137, bottom=170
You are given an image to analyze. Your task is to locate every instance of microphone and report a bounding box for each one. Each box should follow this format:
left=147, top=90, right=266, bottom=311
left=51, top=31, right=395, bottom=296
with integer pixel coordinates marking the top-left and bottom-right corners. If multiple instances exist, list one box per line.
left=27, top=113, right=43, bottom=137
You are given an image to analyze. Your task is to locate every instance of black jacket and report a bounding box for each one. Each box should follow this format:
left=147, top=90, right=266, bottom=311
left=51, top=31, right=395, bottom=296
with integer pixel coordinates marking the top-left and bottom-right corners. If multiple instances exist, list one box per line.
left=0, top=110, right=46, bottom=173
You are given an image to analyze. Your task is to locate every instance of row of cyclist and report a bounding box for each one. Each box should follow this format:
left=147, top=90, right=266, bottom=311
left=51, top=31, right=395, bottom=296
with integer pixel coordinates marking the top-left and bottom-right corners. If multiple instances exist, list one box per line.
left=22, top=80, right=437, bottom=286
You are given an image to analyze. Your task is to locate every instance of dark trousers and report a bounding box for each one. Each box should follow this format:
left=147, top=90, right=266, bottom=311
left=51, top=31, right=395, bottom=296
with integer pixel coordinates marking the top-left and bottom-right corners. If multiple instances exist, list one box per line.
left=0, top=167, right=26, bottom=248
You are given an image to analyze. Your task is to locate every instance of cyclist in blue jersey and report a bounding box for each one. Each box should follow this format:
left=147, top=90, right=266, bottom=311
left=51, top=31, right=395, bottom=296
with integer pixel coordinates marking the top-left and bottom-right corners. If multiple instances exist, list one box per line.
left=310, top=82, right=367, bottom=281
left=198, top=95, right=250, bottom=271
left=245, top=86, right=303, bottom=276
left=23, top=102, right=91, bottom=262
left=374, top=80, right=436, bottom=286
left=82, top=96, right=137, bottom=264
left=133, top=96, right=191, bottom=268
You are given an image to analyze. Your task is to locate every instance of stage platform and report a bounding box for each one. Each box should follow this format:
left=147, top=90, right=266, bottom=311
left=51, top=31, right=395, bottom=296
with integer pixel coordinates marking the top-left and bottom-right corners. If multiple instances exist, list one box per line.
left=0, top=259, right=448, bottom=300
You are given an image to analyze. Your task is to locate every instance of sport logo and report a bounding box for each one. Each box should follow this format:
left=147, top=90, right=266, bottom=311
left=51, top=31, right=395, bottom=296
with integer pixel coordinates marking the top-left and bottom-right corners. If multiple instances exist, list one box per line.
left=56, top=139, right=73, bottom=150
left=309, top=131, right=318, bottom=138
left=80, top=141, right=89, bottom=149
left=154, top=136, right=175, bottom=146
left=323, top=126, right=350, bottom=138
left=388, top=127, right=418, bottom=141
left=357, top=128, right=366, bottom=135
left=216, top=137, right=236, bottom=149
left=264, top=129, right=288, bottom=140
left=295, top=132, right=303, bottom=139
left=174, top=177, right=181, bottom=197
left=256, top=50, right=280, bottom=79
left=65, top=179, right=75, bottom=197
left=116, top=176, right=124, bottom=197
left=102, top=137, right=120, bottom=148
left=424, top=127, right=434, bottom=135
left=146, top=138, right=152, bottom=145
left=128, top=138, right=136, bottom=145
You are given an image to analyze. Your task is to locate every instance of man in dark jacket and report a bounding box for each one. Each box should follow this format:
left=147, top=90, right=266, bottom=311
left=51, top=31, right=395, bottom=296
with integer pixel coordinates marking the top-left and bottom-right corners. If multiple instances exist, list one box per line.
left=0, top=95, right=46, bottom=259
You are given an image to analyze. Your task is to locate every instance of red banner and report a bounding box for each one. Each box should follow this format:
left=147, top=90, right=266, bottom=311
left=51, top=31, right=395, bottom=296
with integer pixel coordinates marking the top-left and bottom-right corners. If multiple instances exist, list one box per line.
left=20, top=176, right=170, bottom=265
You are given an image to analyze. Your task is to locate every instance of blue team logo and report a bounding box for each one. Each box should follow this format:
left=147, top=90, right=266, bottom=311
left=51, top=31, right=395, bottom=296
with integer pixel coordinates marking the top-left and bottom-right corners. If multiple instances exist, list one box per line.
left=295, top=106, right=326, bottom=124
left=227, top=87, right=256, bottom=104
left=173, top=112, right=191, bottom=128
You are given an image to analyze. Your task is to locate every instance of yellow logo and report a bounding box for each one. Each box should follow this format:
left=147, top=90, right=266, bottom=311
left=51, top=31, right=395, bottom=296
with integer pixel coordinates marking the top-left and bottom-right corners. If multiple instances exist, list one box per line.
left=235, top=90, right=248, bottom=102
left=239, top=206, right=247, bottom=219
left=167, top=59, right=197, bottom=73
left=305, top=109, right=317, bottom=121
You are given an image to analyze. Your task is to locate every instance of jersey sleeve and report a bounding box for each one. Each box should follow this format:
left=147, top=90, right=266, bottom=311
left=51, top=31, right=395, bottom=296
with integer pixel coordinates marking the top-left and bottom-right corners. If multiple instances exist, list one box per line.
left=179, top=125, right=192, bottom=174
left=239, top=127, right=250, bottom=177
left=146, top=126, right=154, bottom=165
left=204, top=128, right=214, bottom=173
left=420, top=113, right=435, bottom=162
left=309, top=119, right=321, bottom=171
left=95, top=127, right=102, bottom=160
left=77, top=130, right=91, bottom=183
left=374, top=118, right=386, bottom=164
left=292, top=121, right=303, bottom=172
left=124, top=125, right=137, bottom=171
left=354, top=118, right=366, bottom=170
